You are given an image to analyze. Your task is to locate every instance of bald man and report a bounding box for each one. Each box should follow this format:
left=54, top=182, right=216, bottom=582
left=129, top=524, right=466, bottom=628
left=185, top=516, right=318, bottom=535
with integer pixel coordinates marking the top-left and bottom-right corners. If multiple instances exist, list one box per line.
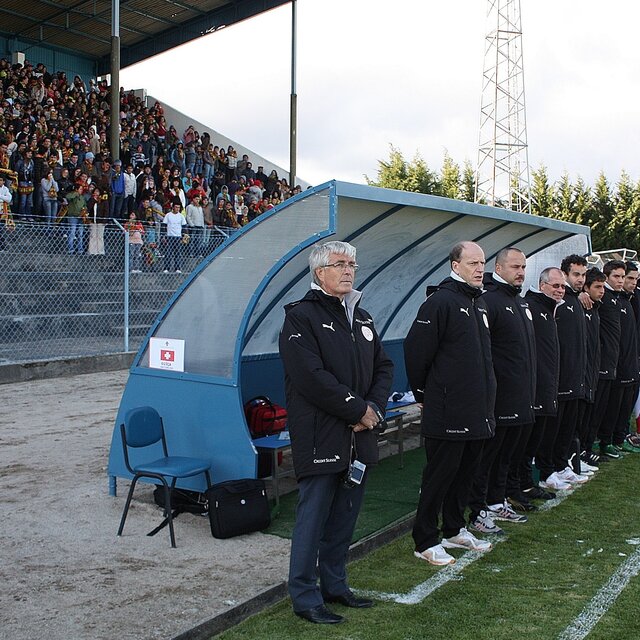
left=404, top=241, right=495, bottom=567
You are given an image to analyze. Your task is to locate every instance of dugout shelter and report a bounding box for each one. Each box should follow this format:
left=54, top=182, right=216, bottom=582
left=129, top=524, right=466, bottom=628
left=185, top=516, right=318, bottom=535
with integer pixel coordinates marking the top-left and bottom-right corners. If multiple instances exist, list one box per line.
left=107, top=180, right=590, bottom=492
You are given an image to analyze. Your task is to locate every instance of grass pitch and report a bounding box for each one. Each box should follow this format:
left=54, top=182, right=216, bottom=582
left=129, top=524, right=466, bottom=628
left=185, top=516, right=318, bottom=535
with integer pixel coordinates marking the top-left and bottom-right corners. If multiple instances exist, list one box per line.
left=217, top=452, right=640, bottom=640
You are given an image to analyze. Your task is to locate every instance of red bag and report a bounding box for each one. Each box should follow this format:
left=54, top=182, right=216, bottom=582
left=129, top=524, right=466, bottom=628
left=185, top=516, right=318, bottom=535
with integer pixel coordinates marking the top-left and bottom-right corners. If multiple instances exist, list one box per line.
left=244, top=396, right=287, bottom=438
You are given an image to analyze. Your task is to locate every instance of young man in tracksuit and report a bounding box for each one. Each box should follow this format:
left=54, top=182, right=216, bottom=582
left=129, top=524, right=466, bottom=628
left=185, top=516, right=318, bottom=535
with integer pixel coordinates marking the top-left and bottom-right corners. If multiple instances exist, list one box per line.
left=512, top=267, right=564, bottom=505
left=537, top=255, right=590, bottom=490
left=468, top=247, right=536, bottom=529
left=405, top=241, right=495, bottom=566
left=579, top=268, right=606, bottom=468
left=609, top=262, right=640, bottom=452
left=279, top=241, right=393, bottom=625
left=594, top=260, right=625, bottom=459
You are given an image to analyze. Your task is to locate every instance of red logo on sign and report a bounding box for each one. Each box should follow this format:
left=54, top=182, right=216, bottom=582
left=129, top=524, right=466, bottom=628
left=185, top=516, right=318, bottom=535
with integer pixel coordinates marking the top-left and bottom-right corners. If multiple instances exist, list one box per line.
left=161, top=350, right=175, bottom=362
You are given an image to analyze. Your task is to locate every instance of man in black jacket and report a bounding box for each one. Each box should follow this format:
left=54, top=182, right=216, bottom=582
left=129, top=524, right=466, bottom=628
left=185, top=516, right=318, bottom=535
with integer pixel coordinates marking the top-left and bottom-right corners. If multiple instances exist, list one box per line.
left=610, top=262, right=640, bottom=452
left=579, top=268, right=605, bottom=468
left=593, top=260, right=625, bottom=459
left=537, top=255, right=590, bottom=490
left=513, top=266, right=564, bottom=504
left=279, top=241, right=393, bottom=625
left=468, top=247, right=536, bottom=527
left=405, top=241, right=495, bottom=567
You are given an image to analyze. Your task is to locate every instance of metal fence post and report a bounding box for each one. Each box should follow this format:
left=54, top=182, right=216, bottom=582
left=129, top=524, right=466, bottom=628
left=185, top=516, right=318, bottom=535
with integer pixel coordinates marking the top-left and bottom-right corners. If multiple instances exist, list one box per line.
left=112, top=219, right=129, bottom=352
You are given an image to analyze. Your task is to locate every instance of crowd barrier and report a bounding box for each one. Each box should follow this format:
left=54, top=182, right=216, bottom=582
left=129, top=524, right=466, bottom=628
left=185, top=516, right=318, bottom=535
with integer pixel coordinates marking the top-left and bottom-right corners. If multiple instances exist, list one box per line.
left=0, top=219, right=235, bottom=364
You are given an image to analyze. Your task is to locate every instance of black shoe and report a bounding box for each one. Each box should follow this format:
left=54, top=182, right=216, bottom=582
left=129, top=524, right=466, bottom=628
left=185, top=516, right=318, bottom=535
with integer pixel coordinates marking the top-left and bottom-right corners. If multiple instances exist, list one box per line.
left=523, top=486, right=556, bottom=501
left=295, top=604, right=344, bottom=624
left=507, top=495, right=538, bottom=513
left=324, top=590, right=374, bottom=608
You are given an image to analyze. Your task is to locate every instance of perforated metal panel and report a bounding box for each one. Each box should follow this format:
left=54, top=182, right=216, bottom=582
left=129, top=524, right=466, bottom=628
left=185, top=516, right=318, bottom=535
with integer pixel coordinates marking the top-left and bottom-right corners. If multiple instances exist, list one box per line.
left=138, top=188, right=332, bottom=377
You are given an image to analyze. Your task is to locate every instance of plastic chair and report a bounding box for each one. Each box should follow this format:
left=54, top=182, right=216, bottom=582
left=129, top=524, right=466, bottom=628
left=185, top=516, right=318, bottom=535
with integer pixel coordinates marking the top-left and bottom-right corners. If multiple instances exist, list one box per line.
left=117, top=406, right=212, bottom=548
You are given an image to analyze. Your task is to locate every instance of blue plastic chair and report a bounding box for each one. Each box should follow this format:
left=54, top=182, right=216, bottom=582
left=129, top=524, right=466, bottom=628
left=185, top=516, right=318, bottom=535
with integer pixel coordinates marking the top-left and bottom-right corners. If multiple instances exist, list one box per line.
left=117, top=406, right=212, bottom=548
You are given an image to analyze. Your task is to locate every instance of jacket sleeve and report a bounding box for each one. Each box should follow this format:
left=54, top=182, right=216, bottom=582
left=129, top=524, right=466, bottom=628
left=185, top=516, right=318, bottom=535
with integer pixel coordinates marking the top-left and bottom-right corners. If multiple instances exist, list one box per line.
left=279, top=310, right=369, bottom=425
left=403, top=295, right=446, bottom=403
left=364, top=328, right=394, bottom=412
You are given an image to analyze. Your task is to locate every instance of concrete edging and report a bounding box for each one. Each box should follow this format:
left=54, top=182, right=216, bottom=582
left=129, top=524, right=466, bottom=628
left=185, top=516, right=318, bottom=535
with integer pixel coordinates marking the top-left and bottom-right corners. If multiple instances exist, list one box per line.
left=173, top=513, right=416, bottom=640
left=0, top=352, right=136, bottom=384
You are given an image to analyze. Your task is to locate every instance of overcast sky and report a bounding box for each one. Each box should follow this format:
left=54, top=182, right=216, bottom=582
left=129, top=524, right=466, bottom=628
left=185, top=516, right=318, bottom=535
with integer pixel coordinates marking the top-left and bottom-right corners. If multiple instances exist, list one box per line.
left=120, top=0, right=640, bottom=188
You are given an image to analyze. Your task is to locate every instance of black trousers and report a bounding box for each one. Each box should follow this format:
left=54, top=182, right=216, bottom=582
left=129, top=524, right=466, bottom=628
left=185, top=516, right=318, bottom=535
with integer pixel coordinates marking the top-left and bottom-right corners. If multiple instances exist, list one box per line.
left=536, top=399, right=582, bottom=479
left=412, top=438, right=484, bottom=552
left=506, top=421, right=535, bottom=497
left=599, top=385, right=624, bottom=446
left=468, top=425, right=524, bottom=518
left=586, top=379, right=612, bottom=453
left=518, top=415, right=550, bottom=490
left=613, top=384, right=637, bottom=445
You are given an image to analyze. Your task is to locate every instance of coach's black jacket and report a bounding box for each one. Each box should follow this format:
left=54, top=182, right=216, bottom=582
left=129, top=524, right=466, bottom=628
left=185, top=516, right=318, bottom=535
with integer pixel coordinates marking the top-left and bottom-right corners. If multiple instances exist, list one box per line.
left=555, top=285, right=587, bottom=401
left=615, top=290, right=639, bottom=386
left=404, top=276, right=496, bottom=441
left=598, top=286, right=621, bottom=380
left=482, top=276, right=536, bottom=426
left=524, top=289, right=560, bottom=416
left=279, top=287, right=393, bottom=480
left=583, top=300, right=602, bottom=403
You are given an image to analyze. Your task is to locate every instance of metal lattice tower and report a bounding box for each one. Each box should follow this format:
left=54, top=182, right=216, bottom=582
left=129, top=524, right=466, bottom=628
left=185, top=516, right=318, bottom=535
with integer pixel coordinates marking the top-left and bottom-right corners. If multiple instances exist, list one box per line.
left=475, top=0, right=531, bottom=213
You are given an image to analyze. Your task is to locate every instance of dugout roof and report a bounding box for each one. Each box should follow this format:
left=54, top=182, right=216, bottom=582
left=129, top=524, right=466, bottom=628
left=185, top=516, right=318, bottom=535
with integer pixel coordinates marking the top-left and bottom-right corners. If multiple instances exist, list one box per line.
left=0, top=0, right=290, bottom=73
left=108, top=181, right=591, bottom=488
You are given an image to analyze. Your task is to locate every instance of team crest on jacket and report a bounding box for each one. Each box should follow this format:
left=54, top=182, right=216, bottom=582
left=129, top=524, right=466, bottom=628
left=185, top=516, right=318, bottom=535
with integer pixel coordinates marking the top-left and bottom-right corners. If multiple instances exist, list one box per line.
left=525, top=308, right=533, bottom=321
left=361, top=326, right=374, bottom=341
left=482, top=313, right=489, bottom=328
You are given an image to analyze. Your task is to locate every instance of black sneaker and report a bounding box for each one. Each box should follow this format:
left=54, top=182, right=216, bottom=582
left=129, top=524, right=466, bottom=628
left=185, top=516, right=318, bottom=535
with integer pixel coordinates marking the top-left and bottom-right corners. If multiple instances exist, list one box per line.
left=523, top=486, right=556, bottom=501
left=507, top=495, right=538, bottom=513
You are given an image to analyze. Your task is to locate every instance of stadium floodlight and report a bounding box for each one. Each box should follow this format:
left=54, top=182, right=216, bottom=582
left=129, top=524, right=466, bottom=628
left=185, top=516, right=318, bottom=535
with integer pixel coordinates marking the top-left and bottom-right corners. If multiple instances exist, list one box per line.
left=475, top=0, right=531, bottom=214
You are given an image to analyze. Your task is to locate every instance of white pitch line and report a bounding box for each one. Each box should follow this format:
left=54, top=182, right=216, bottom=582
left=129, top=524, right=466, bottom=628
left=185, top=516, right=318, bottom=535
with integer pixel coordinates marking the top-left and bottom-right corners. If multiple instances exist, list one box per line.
left=358, top=484, right=581, bottom=605
left=557, top=543, right=640, bottom=640
left=358, top=538, right=505, bottom=605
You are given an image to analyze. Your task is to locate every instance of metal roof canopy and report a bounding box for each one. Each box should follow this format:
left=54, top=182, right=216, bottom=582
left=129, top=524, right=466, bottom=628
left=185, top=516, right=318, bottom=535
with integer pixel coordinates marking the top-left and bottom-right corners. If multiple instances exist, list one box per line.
left=107, top=181, right=590, bottom=492
left=0, top=0, right=290, bottom=73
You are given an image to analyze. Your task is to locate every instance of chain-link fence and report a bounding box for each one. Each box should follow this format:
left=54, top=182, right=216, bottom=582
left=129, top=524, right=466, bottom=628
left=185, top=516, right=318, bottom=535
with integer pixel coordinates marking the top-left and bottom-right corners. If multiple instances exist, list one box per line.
left=0, top=219, right=233, bottom=365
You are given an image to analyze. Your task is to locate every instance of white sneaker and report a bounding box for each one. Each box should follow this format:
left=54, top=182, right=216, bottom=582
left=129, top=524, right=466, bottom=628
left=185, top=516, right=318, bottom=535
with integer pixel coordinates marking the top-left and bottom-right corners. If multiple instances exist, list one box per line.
left=557, top=467, right=590, bottom=484
left=442, top=527, right=492, bottom=552
left=539, top=472, right=571, bottom=491
left=580, top=460, right=598, bottom=473
left=414, top=544, right=456, bottom=566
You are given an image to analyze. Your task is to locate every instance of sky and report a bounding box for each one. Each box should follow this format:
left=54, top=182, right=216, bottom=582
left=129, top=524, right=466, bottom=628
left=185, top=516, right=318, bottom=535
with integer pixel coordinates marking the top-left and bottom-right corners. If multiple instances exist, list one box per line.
left=120, top=0, right=640, bottom=188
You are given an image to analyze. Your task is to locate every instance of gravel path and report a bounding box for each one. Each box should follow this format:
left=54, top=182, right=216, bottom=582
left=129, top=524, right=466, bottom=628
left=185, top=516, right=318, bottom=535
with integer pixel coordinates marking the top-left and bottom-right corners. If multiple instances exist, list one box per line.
left=0, top=370, right=291, bottom=640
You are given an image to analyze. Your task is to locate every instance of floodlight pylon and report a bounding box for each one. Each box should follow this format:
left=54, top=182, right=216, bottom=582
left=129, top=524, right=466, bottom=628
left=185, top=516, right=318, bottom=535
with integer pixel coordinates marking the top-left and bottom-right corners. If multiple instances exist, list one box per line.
left=475, top=0, right=531, bottom=213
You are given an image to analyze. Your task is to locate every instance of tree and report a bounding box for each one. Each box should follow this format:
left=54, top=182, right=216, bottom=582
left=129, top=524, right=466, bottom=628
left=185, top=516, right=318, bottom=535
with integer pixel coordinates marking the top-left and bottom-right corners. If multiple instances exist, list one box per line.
left=439, top=153, right=461, bottom=200
left=590, top=172, right=615, bottom=249
left=530, top=165, right=555, bottom=217
left=553, top=173, right=574, bottom=223
left=366, top=145, right=439, bottom=194
left=460, top=160, right=476, bottom=202
left=365, top=145, right=408, bottom=190
left=608, top=171, right=639, bottom=249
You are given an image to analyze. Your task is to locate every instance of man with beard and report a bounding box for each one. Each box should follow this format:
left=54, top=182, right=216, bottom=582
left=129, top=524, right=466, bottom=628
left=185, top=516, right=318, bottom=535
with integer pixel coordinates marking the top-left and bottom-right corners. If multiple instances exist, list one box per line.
left=468, top=247, right=536, bottom=531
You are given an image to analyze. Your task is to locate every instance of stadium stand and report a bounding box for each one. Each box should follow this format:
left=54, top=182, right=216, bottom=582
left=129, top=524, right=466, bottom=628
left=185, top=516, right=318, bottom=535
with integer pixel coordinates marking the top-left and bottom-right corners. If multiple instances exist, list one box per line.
left=0, top=55, right=303, bottom=363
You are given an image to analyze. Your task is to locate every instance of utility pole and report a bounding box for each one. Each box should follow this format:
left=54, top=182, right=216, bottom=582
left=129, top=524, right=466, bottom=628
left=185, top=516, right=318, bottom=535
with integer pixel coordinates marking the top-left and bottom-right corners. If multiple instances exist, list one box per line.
left=475, top=0, right=531, bottom=213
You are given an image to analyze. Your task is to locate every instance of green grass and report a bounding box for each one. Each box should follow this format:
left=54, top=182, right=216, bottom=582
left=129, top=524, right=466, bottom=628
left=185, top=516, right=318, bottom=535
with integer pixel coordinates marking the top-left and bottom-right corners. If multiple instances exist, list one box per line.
left=217, top=452, right=640, bottom=639
left=266, top=446, right=424, bottom=541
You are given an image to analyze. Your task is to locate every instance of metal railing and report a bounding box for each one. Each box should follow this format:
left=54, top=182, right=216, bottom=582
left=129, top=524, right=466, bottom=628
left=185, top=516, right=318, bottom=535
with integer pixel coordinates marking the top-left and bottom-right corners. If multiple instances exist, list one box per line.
left=0, top=219, right=233, bottom=365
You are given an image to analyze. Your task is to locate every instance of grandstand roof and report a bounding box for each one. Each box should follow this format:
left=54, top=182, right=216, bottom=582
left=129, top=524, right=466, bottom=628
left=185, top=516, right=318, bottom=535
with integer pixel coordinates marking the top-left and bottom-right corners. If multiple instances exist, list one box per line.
left=0, top=0, right=290, bottom=73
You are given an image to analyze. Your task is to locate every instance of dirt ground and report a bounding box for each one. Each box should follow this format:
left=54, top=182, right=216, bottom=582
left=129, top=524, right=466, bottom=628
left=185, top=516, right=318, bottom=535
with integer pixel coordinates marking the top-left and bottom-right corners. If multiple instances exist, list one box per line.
left=0, top=370, right=291, bottom=640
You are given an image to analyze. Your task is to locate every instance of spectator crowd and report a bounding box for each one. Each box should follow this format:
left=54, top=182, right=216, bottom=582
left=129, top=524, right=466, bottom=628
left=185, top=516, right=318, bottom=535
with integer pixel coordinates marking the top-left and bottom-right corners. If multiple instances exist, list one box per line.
left=0, top=56, right=302, bottom=267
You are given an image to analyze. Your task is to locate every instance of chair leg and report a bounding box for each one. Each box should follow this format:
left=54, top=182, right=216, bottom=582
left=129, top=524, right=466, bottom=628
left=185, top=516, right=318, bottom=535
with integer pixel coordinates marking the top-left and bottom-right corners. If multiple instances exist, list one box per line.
left=117, top=476, right=140, bottom=537
left=162, top=480, right=177, bottom=548
left=204, top=469, right=212, bottom=489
